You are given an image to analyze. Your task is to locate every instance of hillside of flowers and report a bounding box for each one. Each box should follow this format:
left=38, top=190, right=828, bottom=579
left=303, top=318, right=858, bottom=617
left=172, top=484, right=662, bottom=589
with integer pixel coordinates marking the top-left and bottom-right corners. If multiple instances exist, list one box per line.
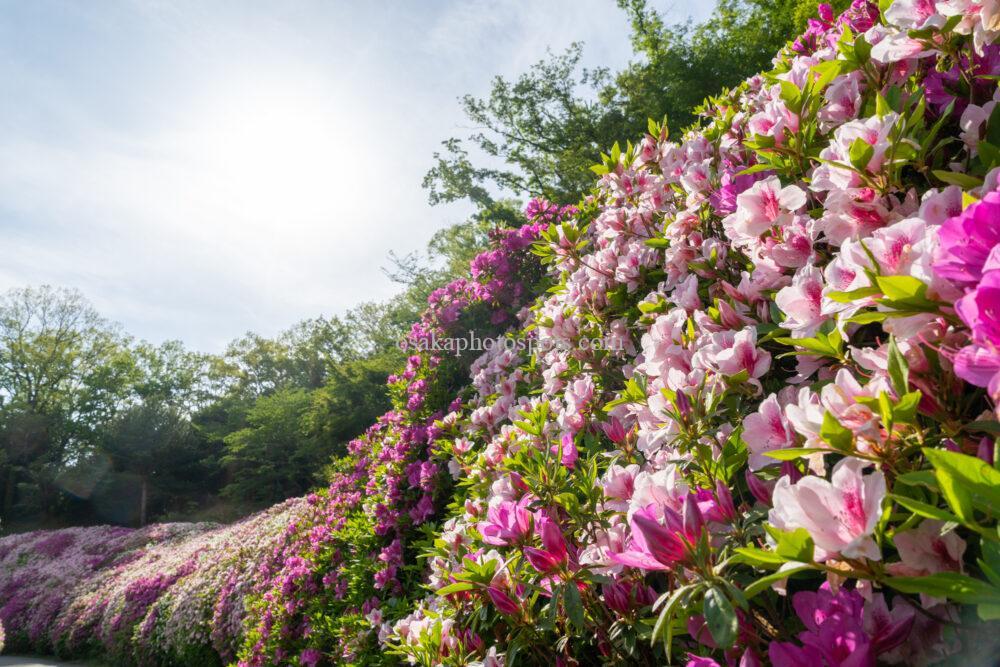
left=5, top=1, right=1000, bottom=665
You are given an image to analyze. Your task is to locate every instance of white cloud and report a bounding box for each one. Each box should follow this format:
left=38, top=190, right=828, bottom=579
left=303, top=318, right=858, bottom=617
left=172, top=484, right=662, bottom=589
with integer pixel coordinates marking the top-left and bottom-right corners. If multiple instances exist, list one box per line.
left=0, top=0, right=711, bottom=352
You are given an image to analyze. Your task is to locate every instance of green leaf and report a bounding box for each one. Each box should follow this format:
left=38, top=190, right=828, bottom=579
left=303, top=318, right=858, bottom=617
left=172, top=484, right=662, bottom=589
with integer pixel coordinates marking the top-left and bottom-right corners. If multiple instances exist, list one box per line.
left=563, top=582, right=585, bottom=630
left=765, top=526, right=815, bottom=562
left=773, top=334, right=840, bottom=358
left=763, top=447, right=830, bottom=461
left=893, top=391, right=922, bottom=424
left=895, top=470, right=937, bottom=489
left=875, top=90, right=891, bottom=118
left=734, top=546, right=787, bottom=568
left=652, top=584, right=693, bottom=658
left=979, top=141, right=1000, bottom=170
left=884, top=572, right=1000, bottom=605
left=745, top=564, right=813, bottom=599
left=875, top=275, right=929, bottom=304
left=932, top=170, right=983, bottom=188
left=736, top=163, right=775, bottom=176
left=924, top=448, right=1000, bottom=515
left=436, top=581, right=475, bottom=596
left=848, top=311, right=889, bottom=324
left=820, top=411, right=853, bottom=452
left=849, top=137, right=875, bottom=171
left=853, top=34, right=872, bottom=63
left=978, top=603, right=1000, bottom=620
left=890, top=494, right=960, bottom=523
left=779, top=80, right=802, bottom=113
left=703, top=587, right=738, bottom=649
left=963, top=420, right=1000, bottom=435
left=825, top=286, right=879, bottom=303
left=986, top=102, right=1000, bottom=147
left=887, top=336, right=909, bottom=396
left=812, top=59, right=847, bottom=90
left=981, top=541, right=1000, bottom=588
left=644, top=237, right=670, bottom=249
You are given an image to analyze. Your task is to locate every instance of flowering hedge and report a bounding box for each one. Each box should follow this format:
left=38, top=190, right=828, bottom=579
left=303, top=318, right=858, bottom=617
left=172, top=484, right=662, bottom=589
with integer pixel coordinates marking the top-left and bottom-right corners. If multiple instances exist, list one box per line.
left=0, top=499, right=309, bottom=664
left=379, top=2, right=1000, bottom=665
left=5, top=1, right=1000, bottom=665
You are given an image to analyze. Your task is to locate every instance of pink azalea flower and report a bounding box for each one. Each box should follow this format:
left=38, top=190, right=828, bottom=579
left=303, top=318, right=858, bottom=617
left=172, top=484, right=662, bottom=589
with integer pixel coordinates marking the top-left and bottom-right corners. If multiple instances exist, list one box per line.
left=485, top=586, right=520, bottom=615
left=478, top=496, right=533, bottom=546
left=887, top=519, right=966, bottom=577
left=723, top=176, right=808, bottom=241
left=629, top=466, right=688, bottom=517
left=551, top=433, right=578, bottom=469
left=743, top=393, right=797, bottom=469
left=768, top=457, right=886, bottom=561
left=769, top=584, right=913, bottom=667
left=601, top=463, right=640, bottom=511
left=954, top=270, right=1000, bottom=396
left=704, top=327, right=772, bottom=386
left=818, top=71, right=863, bottom=130
left=523, top=515, right=571, bottom=574
left=817, top=188, right=890, bottom=246
left=775, top=264, right=827, bottom=338
left=812, top=114, right=898, bottom=191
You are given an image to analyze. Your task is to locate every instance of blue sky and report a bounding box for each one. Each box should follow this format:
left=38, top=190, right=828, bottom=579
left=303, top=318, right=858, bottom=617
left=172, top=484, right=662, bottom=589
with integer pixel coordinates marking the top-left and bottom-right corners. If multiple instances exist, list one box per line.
left=0, top=0, right=712, bottom=352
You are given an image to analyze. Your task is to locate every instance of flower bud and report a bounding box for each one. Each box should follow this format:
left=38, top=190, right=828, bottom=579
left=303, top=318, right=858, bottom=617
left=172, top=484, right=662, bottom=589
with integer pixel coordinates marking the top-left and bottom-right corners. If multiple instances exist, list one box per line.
left=485, top=586, right=519, bottom=615
left=745, top=470, right=773, bottom=506
left=977, top=436, right=995, bottom=465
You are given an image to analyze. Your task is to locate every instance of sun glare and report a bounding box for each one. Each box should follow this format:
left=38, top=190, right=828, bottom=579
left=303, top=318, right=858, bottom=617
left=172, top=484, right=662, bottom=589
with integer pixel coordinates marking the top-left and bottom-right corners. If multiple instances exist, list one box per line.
left=189, top=81, right=356, bottom=224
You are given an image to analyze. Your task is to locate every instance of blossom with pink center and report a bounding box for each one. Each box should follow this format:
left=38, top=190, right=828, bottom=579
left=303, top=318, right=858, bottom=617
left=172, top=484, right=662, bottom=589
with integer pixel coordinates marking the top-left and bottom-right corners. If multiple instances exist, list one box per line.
left=817, top=188, right=889, bottom=246
left=743, top=394, right=797, bottom=469
left=723, top=176, right=808, bottom=241
left=748, top=96, right=800, bottom=145
left=888, top=519, right=967, bottom=578
left=868, top=217, right=933, bottom=279
left=628, top=466, right=688, bottom=518
left=775, top=264, right=827, bottom=338
left=812, top=114, right=899, bottom=190
left=601, top=464, right=640, bottom=511
left=818, top=71, right=863, bottom=130
left=770, top=215, right=817, bottom=268
left=769, top=457, right=886, bottom=561
left=704, top=327, right=772, bottom=387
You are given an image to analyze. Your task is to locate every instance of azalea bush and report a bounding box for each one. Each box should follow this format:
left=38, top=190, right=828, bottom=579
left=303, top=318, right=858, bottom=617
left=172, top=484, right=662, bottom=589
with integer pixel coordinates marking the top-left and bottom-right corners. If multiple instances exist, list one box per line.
left=0, top=499, right=309, bottom=664
left=380, top=2, right=1000, bottom=665
left=4, top=1, right=1000, bottom=665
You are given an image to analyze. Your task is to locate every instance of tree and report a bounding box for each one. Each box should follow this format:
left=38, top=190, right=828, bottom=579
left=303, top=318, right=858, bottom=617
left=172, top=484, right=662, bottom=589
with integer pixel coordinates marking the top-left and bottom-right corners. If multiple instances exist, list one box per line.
left=0, top=286, right=131, bottom=525
left=423, top=0, right=843, bottom=210
left=219, top=388, right=327, bottom=508
left=97, top=401, right=204, bottom=526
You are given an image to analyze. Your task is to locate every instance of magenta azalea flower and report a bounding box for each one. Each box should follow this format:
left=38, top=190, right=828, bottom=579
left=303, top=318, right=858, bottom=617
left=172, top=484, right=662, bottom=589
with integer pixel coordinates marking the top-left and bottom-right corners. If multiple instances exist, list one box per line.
left=934, top=189, right=1000, bottom=287
left=478, top=497, right=533, bottom=546
left=768, top=584, right=913, bottom=667
left=611, top=495, right=704, bottom=571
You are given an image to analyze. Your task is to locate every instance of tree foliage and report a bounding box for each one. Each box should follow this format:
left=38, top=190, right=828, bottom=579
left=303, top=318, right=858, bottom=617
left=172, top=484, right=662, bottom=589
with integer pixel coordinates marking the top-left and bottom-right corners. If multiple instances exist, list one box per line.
left=424, top=0, right=846, bottom=208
